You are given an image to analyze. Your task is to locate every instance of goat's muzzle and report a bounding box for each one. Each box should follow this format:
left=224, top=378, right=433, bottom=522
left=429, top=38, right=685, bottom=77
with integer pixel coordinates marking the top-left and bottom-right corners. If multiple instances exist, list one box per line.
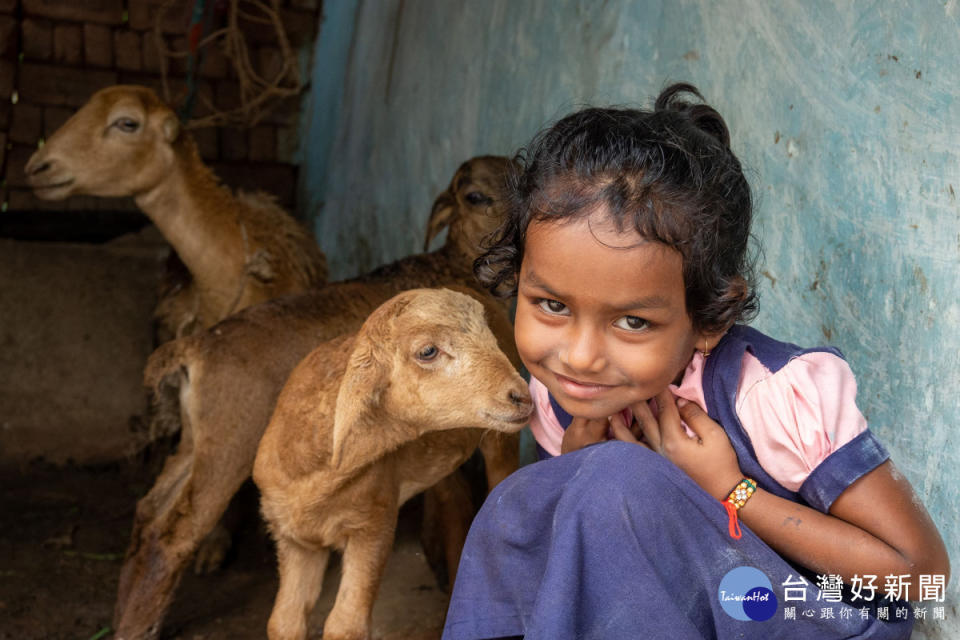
left=24, top=150, right=75, bottom=199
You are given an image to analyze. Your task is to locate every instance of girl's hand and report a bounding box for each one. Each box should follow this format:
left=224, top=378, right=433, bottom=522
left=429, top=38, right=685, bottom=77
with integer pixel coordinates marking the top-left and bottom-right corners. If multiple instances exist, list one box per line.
left=561, top=416, right=610, bottom=454
left=627, top=390, right=743, bottom=499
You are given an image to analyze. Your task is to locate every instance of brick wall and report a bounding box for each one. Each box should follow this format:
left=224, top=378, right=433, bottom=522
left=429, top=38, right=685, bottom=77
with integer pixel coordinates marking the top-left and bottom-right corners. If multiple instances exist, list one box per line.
left=0, top=0, right=320, bottom=223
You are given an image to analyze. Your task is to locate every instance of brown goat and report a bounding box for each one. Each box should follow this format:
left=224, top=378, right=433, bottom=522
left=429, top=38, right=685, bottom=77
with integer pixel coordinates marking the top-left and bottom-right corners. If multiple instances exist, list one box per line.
left=254, top=288, right=532, bottom=640
left=112, top=156, right=521, bottom=639
left=24, top=85, right=327, bottom=341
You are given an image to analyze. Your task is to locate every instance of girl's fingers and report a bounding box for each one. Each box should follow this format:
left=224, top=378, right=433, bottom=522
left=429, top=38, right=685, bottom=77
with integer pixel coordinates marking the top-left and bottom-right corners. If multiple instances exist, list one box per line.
left=609, top=412, right=641, bottom=445
left=561, top=415, right=612, bottom=454
left=567, top=416, right=606, bottom=439
left=655, top=391, right=710, bottom=447
left=655, top=389, right=691, bottom=443
left=676, top=398, right=716, bottom=440
left=631, top=399, right=661, bottom=451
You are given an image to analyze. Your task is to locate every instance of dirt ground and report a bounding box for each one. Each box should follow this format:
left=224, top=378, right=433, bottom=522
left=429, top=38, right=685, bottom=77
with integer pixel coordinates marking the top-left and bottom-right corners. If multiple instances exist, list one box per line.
left=0, top=459, right=449, bottom=640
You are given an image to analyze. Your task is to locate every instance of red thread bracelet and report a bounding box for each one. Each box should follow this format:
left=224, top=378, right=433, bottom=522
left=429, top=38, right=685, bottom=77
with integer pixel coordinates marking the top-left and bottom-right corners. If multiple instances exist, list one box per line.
left=722, top=478, right=756, bottom=539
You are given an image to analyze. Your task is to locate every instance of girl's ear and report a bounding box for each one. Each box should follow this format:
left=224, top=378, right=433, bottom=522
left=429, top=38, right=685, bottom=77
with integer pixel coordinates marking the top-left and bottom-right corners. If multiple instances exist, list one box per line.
left=699, top=331, right=727, bottom=356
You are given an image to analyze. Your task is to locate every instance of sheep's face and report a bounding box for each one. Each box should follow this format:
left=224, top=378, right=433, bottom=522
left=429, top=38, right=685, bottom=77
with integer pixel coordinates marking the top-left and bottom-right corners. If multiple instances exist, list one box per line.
left=25, top=85, right=179, bottom=200
left=384, top=291, right=531, bottom=433
left=424, top=156, right=515, bottom=258
left=332, top=289, right=532, bottom=468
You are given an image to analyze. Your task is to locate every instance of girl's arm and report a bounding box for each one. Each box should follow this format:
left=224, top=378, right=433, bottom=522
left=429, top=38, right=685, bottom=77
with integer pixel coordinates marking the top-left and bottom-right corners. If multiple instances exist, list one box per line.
left=616, top=390, right=950, bottom=601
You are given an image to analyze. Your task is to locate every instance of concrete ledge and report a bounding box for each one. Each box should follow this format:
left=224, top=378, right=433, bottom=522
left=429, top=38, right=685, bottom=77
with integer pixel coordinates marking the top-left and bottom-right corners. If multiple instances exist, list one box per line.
left=0, top=232, right=167, bottom=465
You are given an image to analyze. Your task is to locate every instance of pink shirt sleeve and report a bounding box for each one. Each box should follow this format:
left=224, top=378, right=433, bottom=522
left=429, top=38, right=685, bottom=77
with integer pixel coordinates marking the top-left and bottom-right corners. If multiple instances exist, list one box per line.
left=529, top=376, right=564, bottom=457
left=735, top=351, right=868, bottom=492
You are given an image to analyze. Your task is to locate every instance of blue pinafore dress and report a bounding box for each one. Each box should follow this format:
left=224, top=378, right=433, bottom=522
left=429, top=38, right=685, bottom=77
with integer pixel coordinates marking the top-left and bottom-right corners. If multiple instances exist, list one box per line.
left=442, top=325, right=913, bottom=640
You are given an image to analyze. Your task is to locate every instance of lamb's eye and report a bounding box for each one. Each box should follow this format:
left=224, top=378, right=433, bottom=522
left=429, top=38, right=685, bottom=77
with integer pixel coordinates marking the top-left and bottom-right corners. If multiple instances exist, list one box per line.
left=416, top=345, right=439, bottom=361
left=464, top=191, right=491, bottom=205
left=113, top=118, right=140, bottom=133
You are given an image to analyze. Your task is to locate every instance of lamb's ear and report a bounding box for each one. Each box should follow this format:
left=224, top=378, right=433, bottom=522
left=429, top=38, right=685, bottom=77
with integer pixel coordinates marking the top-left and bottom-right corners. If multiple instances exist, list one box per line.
left=330, top=339, right=389, bottom=471
left=161, top=115, right=180, bottom=142
left=424, top=190, right=455, bottom=252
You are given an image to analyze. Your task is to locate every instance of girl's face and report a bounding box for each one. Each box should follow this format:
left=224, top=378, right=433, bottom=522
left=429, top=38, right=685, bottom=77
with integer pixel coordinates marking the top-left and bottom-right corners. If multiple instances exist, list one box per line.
left=515, top=210, right=717, bottom=420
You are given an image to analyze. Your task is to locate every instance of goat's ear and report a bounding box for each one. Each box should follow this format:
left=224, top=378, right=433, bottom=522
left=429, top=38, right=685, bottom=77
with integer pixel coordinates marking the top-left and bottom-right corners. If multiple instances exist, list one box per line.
left=161, top=115, right=180, bottom=142
left=424, top=191, right=455, bottom=252
left=330, top=340, right=389, bottom=471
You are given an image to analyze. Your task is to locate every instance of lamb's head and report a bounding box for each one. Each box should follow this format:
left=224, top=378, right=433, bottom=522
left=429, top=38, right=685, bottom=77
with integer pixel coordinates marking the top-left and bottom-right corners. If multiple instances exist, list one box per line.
left=424, top=156, right=516, bottom=260
left=331, top=287, right=532, bottom=470
left=25, top=85, right=182, bottom=200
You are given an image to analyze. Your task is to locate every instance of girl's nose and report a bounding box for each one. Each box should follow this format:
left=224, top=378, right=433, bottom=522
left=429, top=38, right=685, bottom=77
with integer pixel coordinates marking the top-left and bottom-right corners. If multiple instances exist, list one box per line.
left=559, top=324, right=606, bottom=374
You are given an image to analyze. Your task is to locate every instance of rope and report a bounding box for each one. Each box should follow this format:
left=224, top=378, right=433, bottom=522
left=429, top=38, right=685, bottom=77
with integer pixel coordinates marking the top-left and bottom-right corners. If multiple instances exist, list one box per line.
left=177, top=0, right=208, bottom=122
left=153, top=0, right=304, bottom=129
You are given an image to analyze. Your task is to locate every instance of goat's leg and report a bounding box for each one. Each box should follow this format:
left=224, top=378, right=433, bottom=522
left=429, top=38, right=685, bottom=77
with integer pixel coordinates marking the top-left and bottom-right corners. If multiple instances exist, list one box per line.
left=420, top=470, right=474, bottom=590
left=193, top=480, right=254, bottom=574
left=420, top=431, right=520, bottom=589
left=193, top=521, right=233, bottom=574
left=113, top=447, right=253, bottom=639
left=478, top=429, right=520, bottom=490
left=266, top=538, right=329, bottom=640
left=323, top=521, right=398, bottom=640
left=112, top=440, right=194, bottom=640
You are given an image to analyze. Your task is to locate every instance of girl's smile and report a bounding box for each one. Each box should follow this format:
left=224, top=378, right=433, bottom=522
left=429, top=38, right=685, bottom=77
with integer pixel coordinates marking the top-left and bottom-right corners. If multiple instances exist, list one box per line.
left=553, top=372, right=616, bottom=400
left=514, top=210, right=717, bottom=420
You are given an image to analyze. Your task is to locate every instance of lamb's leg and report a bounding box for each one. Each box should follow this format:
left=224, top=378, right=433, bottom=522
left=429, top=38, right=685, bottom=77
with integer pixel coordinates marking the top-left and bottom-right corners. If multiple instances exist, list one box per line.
left=478, top=429, right=520, bottom=490
left=112, top=439, right=194, bottom=640
left=421, top=431, right=520, bottom=589
left=113, top=443, right=253, bottom=639
left=193, top=521, right=232, bottom=574
left=420, top=470, right=474, bottom=590
left=193, top=480, right=254, bottom=574
left=323, top=521, right=398, bottom=640
left=266, top=539, right=330, bottom=640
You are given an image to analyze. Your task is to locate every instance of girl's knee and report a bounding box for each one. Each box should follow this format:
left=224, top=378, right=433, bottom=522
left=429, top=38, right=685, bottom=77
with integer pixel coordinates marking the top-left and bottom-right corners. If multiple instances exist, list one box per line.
left=574, top=441, right=677, bottom=492
left=559, top=442, right=682, bottom=522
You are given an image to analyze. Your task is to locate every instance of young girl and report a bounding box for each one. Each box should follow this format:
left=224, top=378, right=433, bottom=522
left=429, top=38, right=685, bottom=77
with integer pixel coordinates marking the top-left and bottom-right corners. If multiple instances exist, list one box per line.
left=441, top=84, right=949, bottom=640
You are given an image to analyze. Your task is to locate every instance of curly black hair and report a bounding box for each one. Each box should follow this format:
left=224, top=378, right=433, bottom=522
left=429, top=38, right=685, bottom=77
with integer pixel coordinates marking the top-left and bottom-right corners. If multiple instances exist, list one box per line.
left=474, top=83, right=758, bottom=334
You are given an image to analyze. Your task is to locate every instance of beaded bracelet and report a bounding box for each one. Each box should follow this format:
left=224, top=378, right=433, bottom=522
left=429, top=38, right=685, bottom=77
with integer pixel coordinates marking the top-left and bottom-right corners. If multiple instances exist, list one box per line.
left=726, top=478, right=757, bottom=509
left=722, top=477, right=756, bottom=539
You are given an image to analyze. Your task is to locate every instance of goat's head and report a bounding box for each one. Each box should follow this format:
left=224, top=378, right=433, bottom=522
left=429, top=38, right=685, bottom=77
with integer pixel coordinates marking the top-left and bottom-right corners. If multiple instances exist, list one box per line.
left=25, top=85, right=182, bottom=200
left=424, top=156, right=516, bottom=260
left=331, top=288, right=532, bottom=469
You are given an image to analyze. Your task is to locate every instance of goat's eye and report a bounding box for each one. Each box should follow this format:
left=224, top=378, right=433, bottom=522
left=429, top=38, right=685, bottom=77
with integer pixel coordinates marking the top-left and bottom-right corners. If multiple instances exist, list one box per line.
left=416, top=345, right=439, bottom=362
left=113, top=118, right=140, bottom=133
left=464, top=191, right=491, bottom=205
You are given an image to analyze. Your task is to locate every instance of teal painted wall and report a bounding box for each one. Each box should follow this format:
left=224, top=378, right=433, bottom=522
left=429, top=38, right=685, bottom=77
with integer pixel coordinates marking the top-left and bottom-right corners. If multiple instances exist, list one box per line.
left=303, top=2, right=960, bottom=635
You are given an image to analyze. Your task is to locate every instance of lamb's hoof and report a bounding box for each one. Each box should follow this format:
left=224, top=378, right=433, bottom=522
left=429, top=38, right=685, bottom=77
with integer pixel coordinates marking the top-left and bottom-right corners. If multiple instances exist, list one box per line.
left=193, top=524, right=232, bottom=574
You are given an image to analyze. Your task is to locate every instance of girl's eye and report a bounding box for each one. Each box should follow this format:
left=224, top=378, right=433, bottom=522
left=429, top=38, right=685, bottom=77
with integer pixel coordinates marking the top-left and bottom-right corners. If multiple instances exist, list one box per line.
left=614, top=315, right=649, bottom=332
left=416, top=345, right=439, bottom=362
left=537, top=299, right=568, bottom=315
